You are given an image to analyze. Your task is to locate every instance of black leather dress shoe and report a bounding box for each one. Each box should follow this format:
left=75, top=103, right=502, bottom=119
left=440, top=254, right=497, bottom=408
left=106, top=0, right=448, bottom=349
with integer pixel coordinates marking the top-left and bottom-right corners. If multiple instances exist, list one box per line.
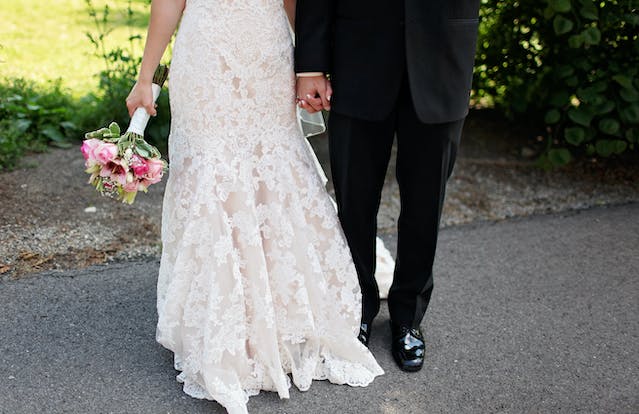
left=358, top=322, right=372, bottom=347
left=390, top=322, right=425, bottom=372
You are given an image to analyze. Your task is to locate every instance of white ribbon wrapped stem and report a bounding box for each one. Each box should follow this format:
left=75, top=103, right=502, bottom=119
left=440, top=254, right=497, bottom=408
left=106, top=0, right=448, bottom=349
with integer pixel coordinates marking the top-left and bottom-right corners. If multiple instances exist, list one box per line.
left=126, top=83, right=162, bottom=136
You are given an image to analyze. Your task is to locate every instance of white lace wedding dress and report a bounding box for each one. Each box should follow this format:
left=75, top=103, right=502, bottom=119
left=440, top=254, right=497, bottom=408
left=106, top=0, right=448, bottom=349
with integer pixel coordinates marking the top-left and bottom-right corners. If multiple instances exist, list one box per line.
left=156, top=1, right=384, bottom=412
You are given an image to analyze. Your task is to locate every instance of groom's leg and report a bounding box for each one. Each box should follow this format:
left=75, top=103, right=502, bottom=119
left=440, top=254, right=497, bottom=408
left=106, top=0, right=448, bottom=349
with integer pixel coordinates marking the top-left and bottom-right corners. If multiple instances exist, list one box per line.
left=388, top=83, right=464, bottom=329
left=328, top=111, right=396, bottom=324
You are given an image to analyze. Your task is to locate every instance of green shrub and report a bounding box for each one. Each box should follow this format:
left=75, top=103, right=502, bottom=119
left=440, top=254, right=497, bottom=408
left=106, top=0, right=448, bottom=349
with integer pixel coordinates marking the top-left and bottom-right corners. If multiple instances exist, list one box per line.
left=474, top=0, right=639, bottom=167
left=0, top=78, right=77, bottom=170
left=79, top=0, right=170, bottom=155
left=0, top=0, right=168, bottom=170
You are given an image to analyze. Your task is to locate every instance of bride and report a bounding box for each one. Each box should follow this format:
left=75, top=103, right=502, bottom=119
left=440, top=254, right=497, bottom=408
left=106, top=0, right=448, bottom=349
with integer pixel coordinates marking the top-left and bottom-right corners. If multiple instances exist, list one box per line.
left=126, top=0, right=385, bottom=412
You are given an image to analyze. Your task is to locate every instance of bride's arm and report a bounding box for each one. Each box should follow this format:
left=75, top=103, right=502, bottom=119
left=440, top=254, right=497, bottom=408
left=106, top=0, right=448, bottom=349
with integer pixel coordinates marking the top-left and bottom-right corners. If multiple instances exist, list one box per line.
left=126, top=0, right=185, bottom=117
left=284, top=0, right=296, bottom=27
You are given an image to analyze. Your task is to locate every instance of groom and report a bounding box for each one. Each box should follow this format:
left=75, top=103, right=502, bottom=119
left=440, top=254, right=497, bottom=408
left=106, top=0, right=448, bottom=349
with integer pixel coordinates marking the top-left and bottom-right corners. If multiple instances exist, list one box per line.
left=294, top=0, right=480, bottom=372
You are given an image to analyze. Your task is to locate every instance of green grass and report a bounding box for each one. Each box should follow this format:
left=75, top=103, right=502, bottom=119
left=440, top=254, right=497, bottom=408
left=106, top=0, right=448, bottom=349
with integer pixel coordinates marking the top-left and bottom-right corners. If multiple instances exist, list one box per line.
left=0, top=0, right=150, bottom=95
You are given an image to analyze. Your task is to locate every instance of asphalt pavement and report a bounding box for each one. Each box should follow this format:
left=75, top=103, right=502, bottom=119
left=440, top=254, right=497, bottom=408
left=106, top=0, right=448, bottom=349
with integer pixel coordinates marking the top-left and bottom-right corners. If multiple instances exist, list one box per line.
left=1, top=203, right=638, bottom=413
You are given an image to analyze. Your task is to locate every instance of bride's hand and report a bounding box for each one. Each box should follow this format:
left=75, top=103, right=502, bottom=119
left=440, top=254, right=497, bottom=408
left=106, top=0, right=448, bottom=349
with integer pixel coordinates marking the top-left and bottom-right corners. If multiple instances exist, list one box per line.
left=126, top=81, right=157, bottom=117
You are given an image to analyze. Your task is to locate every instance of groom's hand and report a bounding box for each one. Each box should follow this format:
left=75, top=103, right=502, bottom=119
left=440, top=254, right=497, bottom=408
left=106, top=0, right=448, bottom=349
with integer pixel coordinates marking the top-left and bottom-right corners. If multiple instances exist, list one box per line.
left=296, top=74, right=332, bottom=113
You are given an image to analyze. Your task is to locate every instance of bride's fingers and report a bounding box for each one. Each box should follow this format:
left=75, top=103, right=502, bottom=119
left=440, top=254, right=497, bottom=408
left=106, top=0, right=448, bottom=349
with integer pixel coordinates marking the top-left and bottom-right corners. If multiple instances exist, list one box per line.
left=144, top=102, right=158, bottom=116
left=305, top=94, right=323, bottom=112
left=126, top=101, right=136, bottom=117
left=298, top=100, right=318, bottom=114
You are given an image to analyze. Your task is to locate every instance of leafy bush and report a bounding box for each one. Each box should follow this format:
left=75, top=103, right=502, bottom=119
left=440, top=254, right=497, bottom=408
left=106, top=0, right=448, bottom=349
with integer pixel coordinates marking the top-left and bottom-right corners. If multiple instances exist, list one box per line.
left=0, top=78, right=77, bottom=170
left=79, top=0, right=170, bottom=155
left=474, top=0, right=639, bottom=166
left=0, top=0, right=170, bottom=171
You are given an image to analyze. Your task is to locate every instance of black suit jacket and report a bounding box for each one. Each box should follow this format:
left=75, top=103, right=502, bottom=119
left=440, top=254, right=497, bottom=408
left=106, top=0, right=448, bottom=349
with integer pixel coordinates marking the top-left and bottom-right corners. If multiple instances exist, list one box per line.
left=294, top=0, right=480, bottom=124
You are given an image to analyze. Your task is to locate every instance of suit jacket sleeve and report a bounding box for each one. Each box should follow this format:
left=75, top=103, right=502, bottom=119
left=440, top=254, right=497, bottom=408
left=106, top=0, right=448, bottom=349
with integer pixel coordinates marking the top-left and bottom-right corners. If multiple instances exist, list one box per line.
left=294, top=0, right=336, bottom=73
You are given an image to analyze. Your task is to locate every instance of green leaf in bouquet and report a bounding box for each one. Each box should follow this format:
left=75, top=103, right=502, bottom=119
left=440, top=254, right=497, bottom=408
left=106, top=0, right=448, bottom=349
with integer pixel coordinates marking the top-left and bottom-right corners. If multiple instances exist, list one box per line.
left=135, top=138, right=162, bottom=158
left=134, top=144, right=151, bottom=158
left=121, top=190, right=137, bottom=205
left=117, top=140, right=129, bottom=155
left=108, top=122, right=121, bottom=137
left=149, top=146, right=161, bottom=158
left=135, top=138, right=149, bottom=150
left=97, top=128, right=112, bottom=137
left=85, top=127, right=109, bottom=139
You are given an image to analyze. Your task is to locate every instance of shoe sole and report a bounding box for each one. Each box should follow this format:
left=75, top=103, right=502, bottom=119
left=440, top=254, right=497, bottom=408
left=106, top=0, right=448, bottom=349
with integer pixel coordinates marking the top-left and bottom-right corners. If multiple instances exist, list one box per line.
left=392, top=352, right=423, bottom=372
left=398, top=363, right=423, bottom=372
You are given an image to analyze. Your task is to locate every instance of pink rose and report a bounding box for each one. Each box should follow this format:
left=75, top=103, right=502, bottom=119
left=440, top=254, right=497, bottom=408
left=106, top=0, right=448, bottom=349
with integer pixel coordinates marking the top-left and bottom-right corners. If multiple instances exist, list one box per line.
left=81, top=139, right=102, bottom=161
left=130, top=154, right=149, bottom=177
left=93, top=142, right=118, bottom=165
left=143, top=158, right=165, bottom=185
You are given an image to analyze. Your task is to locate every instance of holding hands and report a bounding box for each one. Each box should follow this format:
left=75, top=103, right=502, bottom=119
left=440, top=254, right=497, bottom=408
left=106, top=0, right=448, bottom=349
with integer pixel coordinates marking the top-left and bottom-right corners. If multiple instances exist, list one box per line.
left=296, top=74, right=332, bottom=113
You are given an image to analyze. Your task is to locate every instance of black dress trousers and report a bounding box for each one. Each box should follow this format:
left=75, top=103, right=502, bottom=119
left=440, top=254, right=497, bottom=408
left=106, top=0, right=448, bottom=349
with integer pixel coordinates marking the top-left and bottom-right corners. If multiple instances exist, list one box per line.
left=328, top=72, right=464, bottom=328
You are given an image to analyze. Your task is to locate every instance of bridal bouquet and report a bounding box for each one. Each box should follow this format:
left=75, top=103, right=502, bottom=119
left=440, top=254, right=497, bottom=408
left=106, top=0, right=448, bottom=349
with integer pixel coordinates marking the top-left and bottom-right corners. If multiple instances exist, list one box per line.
left=81, top=65, right=169, bottom=204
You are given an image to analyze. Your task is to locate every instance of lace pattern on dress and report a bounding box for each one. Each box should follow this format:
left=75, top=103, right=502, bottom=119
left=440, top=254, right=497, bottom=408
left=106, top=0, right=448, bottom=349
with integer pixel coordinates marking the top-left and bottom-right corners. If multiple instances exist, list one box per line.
left=156, top=1, right=383, bottom=413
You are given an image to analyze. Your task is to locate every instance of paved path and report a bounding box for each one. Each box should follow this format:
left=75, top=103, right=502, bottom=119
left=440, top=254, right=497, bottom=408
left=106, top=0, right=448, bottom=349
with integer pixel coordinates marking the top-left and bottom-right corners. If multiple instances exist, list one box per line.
left=1, top=204, right=638, bottom=413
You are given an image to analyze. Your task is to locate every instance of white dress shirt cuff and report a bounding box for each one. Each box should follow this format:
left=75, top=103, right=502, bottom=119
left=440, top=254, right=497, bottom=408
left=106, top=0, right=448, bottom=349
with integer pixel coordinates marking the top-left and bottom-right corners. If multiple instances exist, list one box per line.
left=296, top=72, right=325, bottom=78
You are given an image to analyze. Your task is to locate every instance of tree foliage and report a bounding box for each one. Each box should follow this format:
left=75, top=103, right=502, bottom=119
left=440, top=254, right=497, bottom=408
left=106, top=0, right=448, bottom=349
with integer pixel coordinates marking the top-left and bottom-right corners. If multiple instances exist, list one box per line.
left=474, top=0, right=639, bottom=166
